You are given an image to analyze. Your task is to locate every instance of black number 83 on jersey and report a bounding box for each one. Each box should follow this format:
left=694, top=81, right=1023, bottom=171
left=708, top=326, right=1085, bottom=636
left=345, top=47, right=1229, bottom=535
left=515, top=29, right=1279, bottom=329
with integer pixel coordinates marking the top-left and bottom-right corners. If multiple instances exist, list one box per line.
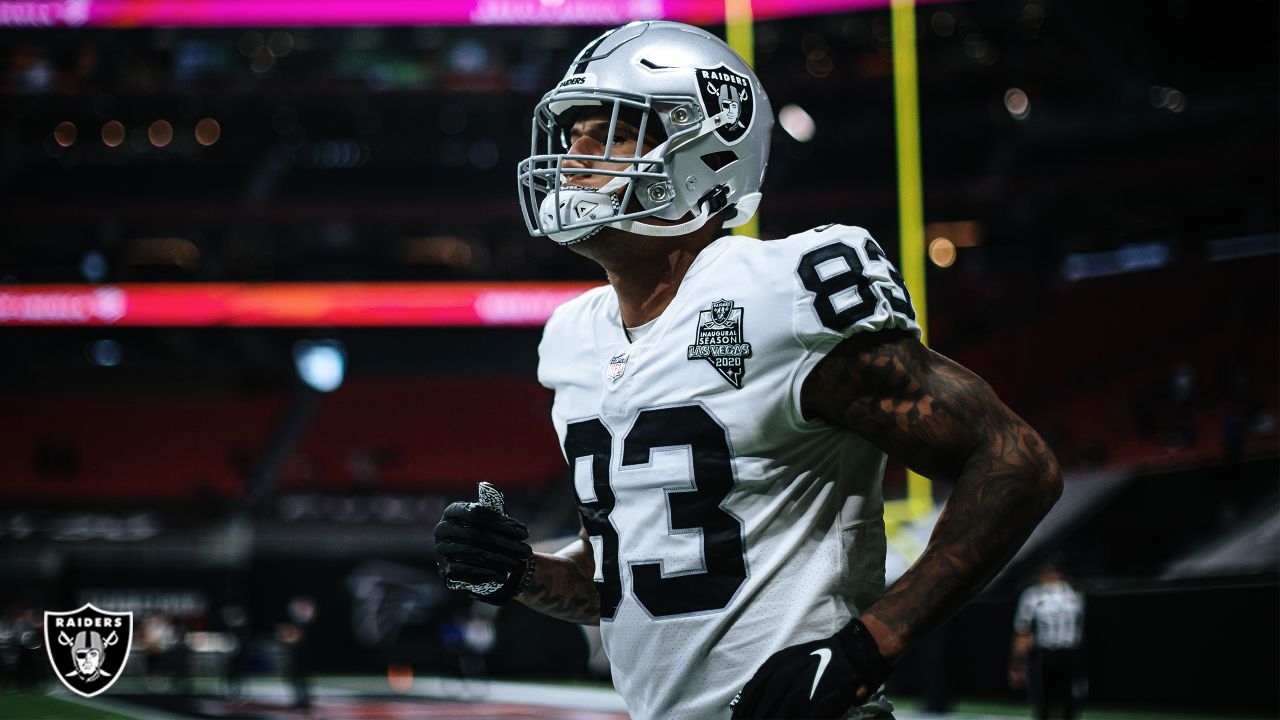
left=565, top=405, right=747, bottom=620
left=797, top=237, right=916, bottom=332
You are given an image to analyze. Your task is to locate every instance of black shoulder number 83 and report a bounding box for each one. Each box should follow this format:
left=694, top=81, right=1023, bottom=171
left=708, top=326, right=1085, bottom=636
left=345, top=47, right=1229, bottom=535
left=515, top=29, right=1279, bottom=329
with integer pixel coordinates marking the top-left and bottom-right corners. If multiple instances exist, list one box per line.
left=797, top=237, right=916, bottom=332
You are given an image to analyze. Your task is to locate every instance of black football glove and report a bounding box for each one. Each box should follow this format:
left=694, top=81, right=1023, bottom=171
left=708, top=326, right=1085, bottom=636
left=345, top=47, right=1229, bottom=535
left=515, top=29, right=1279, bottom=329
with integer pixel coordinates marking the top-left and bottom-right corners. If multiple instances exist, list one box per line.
left=434, top=482, right=534, bottom=606
left=730, top=618, right=891, bottom=719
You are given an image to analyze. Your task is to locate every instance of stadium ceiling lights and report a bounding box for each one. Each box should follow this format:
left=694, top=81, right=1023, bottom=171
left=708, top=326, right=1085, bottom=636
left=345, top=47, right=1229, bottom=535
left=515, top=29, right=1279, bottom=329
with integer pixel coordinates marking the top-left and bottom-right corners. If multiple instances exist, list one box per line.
left=293, top=339, right=346, bottom=392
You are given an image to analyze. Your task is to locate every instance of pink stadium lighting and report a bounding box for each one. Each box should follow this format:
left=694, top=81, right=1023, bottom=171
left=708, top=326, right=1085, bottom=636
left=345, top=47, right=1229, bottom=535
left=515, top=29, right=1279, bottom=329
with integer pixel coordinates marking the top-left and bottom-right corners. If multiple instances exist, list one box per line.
left=0, top=0, right=933, bottom=28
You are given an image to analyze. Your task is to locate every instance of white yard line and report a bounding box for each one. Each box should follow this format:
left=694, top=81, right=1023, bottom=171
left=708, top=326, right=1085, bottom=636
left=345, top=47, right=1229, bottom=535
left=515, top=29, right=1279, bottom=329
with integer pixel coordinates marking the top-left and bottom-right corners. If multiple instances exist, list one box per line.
left=45, top=677, right=1020, bottom=720
left=45, top=688, right=189, bottom=720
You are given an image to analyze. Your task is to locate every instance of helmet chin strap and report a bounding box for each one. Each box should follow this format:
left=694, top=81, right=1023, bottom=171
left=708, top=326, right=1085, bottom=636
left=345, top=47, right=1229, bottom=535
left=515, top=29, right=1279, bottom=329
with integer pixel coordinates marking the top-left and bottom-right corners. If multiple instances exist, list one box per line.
left=612, top=200, right=715, bottom=237
left=544, top=183, right=713, bottom=244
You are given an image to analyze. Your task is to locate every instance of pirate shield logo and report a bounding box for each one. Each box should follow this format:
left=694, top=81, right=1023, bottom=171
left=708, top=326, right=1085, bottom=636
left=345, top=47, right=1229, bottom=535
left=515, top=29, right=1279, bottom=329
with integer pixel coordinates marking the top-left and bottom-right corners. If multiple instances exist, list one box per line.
left=687, top=298, right=753, bottom=388
left=696, top=65, right=755, bottom=145
left=44, top=604, right=133, bottom=697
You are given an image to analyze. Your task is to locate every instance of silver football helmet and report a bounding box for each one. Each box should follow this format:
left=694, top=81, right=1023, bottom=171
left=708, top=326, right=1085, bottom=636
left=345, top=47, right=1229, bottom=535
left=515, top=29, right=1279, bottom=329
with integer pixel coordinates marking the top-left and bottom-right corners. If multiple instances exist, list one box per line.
left=517, top=21, right=773, bottom=245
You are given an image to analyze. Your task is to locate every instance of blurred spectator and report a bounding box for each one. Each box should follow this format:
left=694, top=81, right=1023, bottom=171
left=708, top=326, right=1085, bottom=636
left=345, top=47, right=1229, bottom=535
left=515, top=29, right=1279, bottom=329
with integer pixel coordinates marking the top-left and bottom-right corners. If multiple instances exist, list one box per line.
left=1169, top=361, right=1200, bottom=447
left=172, top=616, right=195, bottom=693
left=220, top=604, right=249, bottom=698
left=278, top=595, right=317, bottom=711
left=438, top=603, right=495, bottom=691
left=139, top=611, right=182, bottom=691
left=0, top=603, right=21, bottom=692
left=9, top=607, right=45, bottom=690
left=1009, top=565, right=1088, bottom=720
left=1133, top=361, right=1203, bottom=449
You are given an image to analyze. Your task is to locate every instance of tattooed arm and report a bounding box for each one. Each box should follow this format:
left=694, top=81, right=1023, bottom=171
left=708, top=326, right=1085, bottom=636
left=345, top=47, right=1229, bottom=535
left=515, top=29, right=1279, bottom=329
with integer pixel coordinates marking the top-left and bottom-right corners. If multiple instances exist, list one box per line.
left=801, top=328, right=1062, bottom=663
left=516, top=526, right=601, bottom=625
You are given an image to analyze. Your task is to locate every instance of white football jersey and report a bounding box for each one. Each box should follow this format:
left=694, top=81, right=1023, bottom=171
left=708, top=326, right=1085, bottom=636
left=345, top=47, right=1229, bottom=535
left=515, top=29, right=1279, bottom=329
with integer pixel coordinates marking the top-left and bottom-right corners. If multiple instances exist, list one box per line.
left=1014, top=581, right=1085, bottom=650
left=537, top=225, right=921, bottom=720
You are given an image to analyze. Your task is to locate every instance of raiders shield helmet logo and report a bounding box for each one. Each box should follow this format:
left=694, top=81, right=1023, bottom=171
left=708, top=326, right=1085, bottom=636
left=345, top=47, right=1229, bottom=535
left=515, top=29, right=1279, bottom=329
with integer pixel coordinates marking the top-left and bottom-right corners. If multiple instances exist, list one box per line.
left=44, top=604, right=133, bottom=698
left=696, top=65, right=754, bottom=145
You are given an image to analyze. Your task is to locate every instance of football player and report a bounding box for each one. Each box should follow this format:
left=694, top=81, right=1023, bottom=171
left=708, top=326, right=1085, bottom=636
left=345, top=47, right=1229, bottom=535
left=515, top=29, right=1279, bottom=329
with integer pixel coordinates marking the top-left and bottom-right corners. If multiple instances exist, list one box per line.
left=435, top=21, right=1062, bottom=720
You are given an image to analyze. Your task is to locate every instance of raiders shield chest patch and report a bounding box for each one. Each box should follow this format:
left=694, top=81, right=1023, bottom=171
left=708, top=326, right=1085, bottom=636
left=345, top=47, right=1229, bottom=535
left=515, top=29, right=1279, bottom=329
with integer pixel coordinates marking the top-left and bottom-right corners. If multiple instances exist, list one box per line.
left=696, top=65, right=755, bottom=145
left=687, top=299, right=753, bottom=388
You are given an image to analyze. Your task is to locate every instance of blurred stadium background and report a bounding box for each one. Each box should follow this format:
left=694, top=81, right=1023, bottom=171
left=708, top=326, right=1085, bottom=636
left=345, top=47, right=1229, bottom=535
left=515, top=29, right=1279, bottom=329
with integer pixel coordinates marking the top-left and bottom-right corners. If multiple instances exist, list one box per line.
left=0, top=0, right=1276, bottom=718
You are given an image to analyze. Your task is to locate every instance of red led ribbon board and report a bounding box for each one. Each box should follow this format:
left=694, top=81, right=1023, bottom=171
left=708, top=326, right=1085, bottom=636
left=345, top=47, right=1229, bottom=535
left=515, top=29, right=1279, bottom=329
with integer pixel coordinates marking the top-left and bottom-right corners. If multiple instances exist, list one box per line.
left=0, top=283, right=600, bottom=327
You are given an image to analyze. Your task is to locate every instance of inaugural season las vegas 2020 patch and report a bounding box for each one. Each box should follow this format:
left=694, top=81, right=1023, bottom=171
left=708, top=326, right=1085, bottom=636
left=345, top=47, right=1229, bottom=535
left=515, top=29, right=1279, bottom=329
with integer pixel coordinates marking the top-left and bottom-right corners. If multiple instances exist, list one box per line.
left=687, top=298, right=752, bottom=389
left=44, top=604, right=133, bottom=698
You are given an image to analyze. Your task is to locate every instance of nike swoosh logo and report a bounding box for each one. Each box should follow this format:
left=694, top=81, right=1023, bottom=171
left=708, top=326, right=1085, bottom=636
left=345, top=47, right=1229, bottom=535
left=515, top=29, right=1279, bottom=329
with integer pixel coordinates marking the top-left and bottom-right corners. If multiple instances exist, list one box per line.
left=809, top=648, right=833, bottom=700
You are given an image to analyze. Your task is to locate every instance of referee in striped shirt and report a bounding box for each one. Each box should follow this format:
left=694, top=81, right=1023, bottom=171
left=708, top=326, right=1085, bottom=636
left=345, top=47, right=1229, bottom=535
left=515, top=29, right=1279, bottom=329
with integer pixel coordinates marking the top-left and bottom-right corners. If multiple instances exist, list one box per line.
left=1009, top=565, right=1087, bottom=719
